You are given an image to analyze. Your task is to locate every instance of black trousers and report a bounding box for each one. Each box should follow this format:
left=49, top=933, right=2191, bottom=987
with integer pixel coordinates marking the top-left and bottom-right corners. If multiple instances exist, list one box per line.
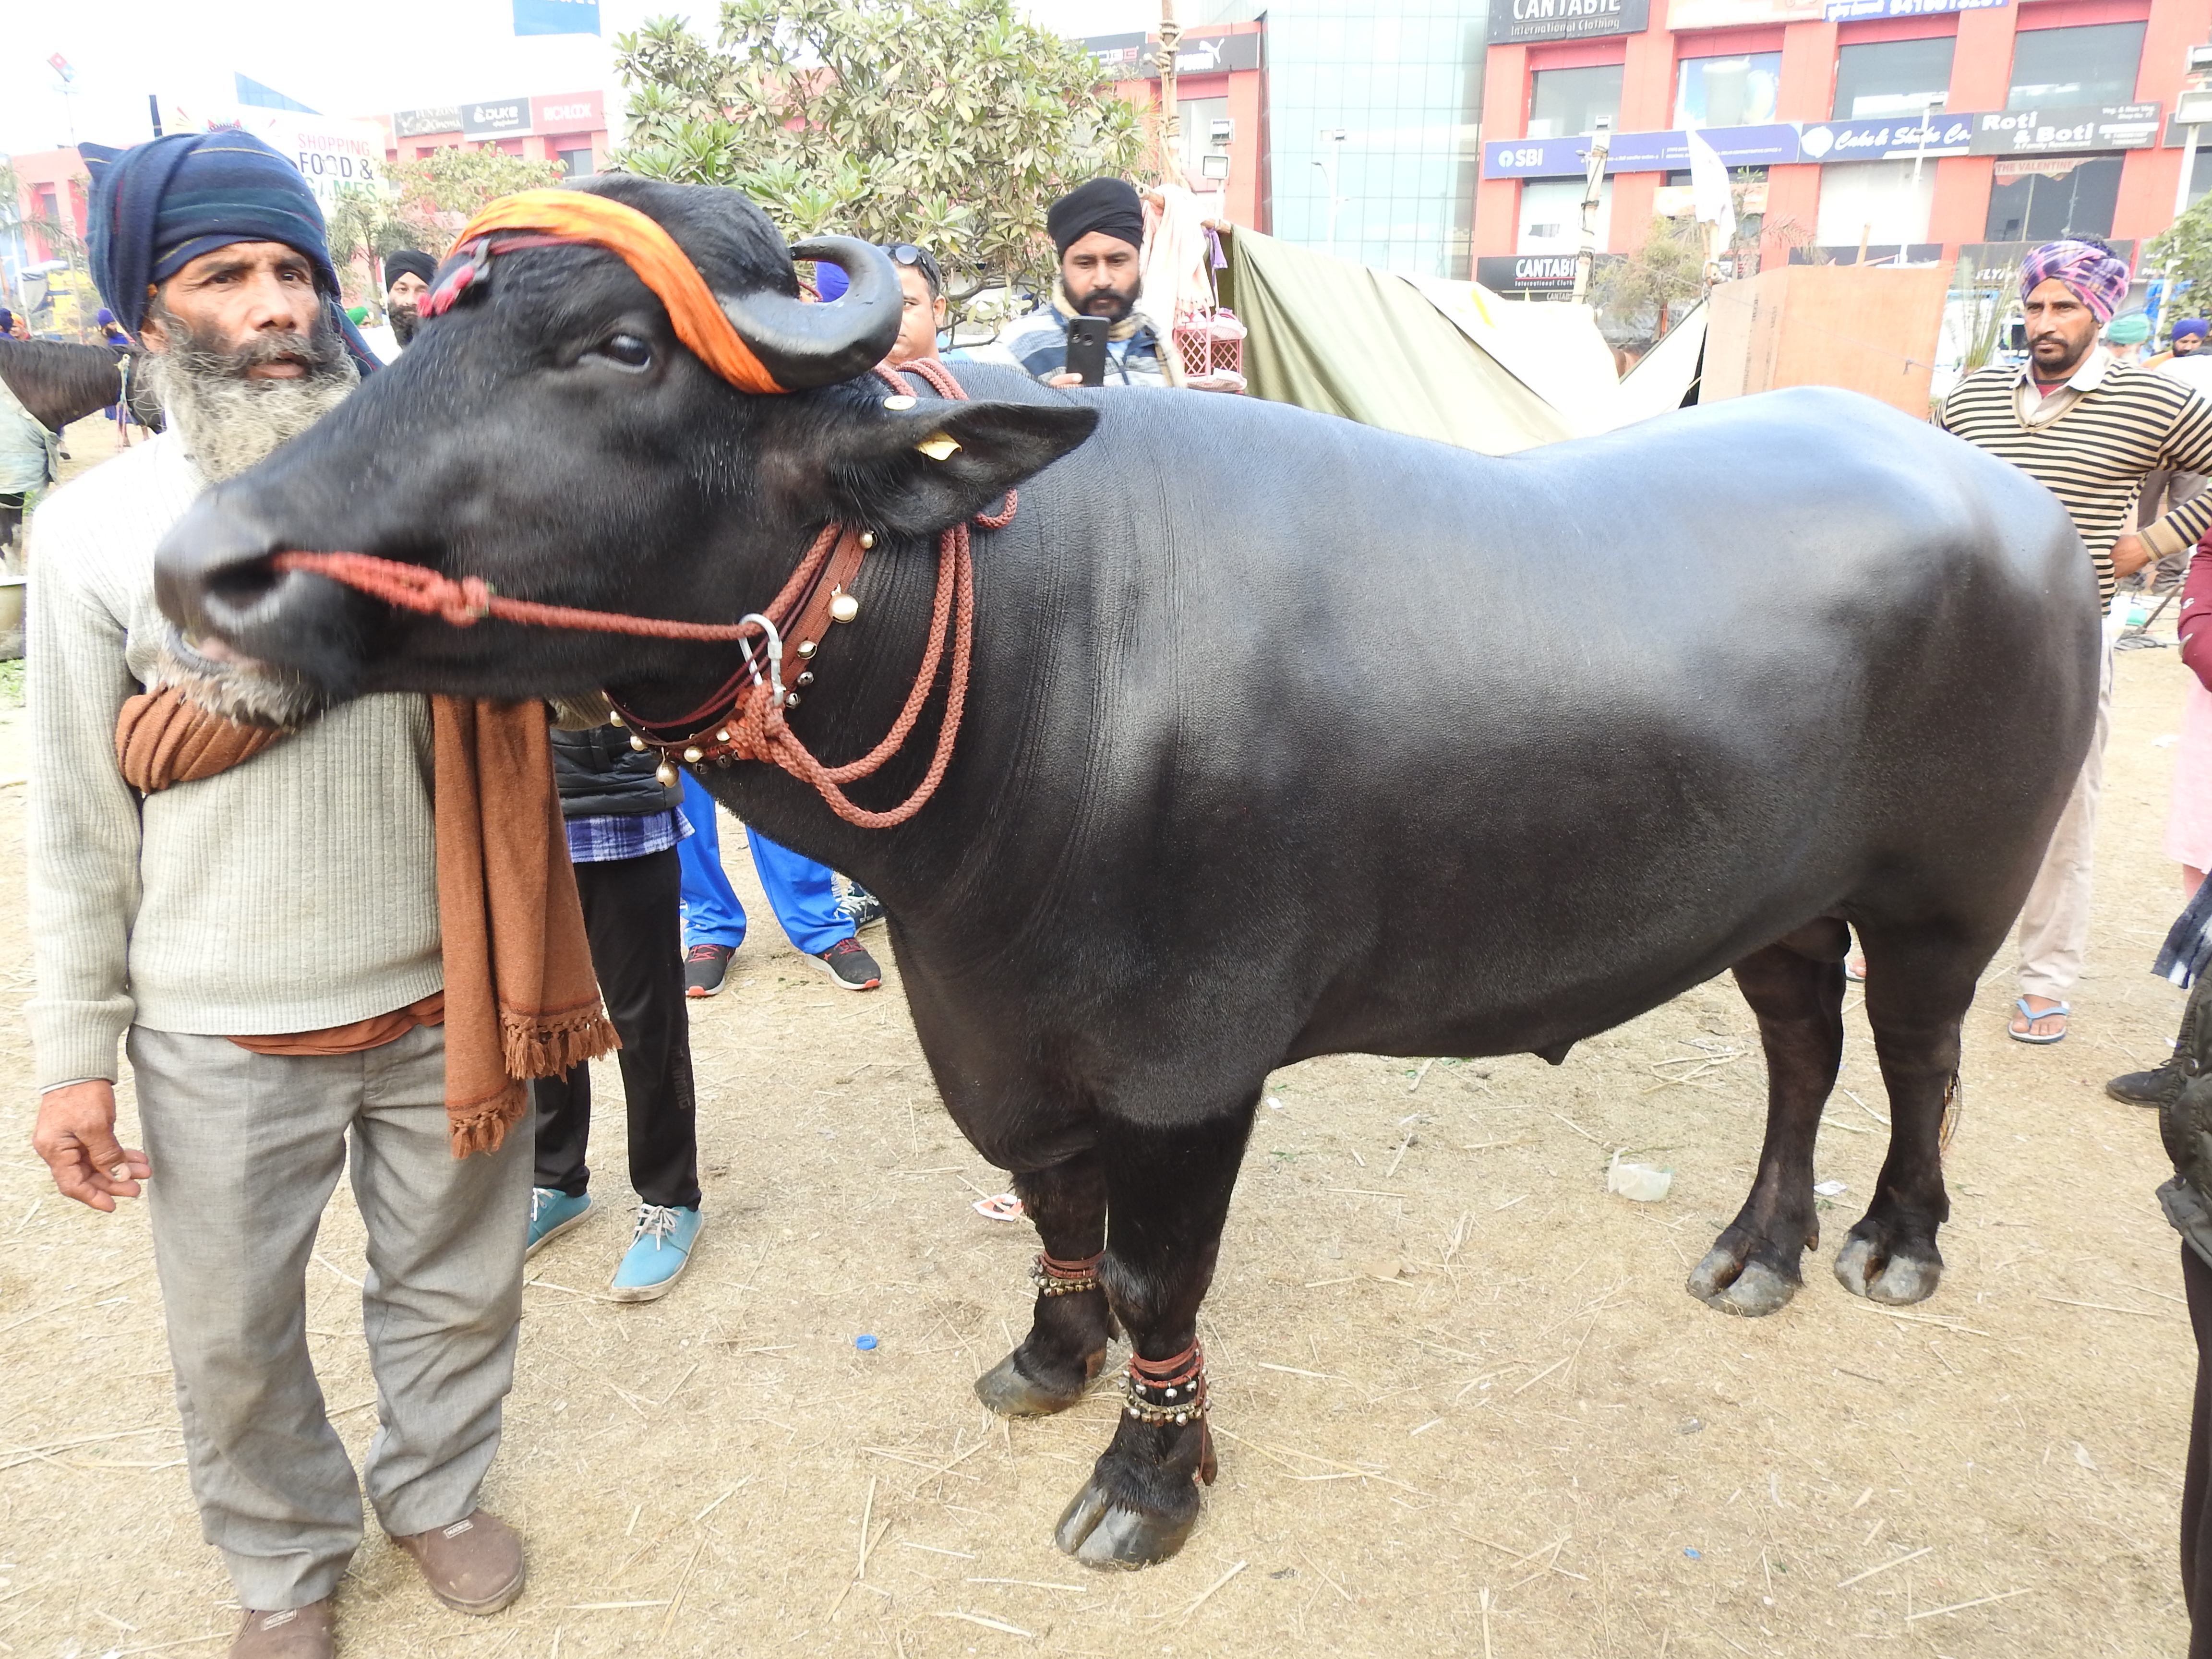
left=2186, top=1242, right=2212, bottom=1658
left=532, top=847, right=700, bottom=1210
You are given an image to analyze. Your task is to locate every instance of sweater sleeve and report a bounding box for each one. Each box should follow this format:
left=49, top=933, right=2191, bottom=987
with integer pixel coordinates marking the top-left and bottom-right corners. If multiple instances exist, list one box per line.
left=2141, top=389, right=2212, bottom=558
left=24, top=511, right=147, bottom=1089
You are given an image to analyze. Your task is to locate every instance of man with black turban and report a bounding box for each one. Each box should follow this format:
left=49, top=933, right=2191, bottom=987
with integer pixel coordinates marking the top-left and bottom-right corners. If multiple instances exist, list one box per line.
left=29, top=131, right=532, bottom=1656
left=1003, top=176, right=1170, bottom=387
left=360, top=248, right=436, bottom=363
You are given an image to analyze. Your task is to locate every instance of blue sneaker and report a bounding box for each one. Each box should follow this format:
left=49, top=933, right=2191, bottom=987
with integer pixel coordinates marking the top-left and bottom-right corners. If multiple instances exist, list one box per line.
left=610, top=1204, right=705, bottom=1302
left=528, top=1188, right=591, bottom=1258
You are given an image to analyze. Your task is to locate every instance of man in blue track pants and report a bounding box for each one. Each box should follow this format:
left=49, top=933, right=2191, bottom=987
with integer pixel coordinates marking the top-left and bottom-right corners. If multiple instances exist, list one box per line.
left=676, top=774, right=883, bottom=995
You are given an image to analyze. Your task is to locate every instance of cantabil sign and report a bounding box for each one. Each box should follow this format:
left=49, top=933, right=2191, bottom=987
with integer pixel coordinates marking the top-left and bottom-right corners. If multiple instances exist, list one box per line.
left=1486, top=0, right=1650, bottom=44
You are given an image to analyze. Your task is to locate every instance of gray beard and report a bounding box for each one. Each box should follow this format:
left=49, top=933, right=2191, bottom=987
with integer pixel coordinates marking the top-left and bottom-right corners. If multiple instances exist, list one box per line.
left=140, top=310, right=359, bottom=482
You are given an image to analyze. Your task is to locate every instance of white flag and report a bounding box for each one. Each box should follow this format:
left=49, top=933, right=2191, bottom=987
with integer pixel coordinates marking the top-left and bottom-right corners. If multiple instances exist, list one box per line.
left=1686, top=126, right=1736, bottom=246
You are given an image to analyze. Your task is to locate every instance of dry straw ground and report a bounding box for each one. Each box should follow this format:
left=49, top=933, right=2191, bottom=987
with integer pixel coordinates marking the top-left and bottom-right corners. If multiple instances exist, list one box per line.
left=0, top=421, right=2201, bottom=1656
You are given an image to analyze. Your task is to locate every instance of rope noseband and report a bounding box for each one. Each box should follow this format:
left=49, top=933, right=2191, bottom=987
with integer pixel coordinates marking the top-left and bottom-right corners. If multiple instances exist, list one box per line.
left=276, top=354, right=1008, bottom=830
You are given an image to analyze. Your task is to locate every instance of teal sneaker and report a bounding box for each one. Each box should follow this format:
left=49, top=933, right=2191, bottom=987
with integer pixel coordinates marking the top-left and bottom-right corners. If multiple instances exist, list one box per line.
left=528, top=1188, right=591, bottom=1258
left=610, top=1205, right=705, bottom=1302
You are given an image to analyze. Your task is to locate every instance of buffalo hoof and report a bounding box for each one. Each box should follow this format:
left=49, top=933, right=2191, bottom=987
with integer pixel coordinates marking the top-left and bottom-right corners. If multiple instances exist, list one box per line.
left=1833, top=1228, right=1942, bottom=1306
left=1055, top=1474, right=1198, bottom=1570
left=1686, top=1234, right=1801, bottom=1317
left=974, top=1348, right=1100, bottom=1418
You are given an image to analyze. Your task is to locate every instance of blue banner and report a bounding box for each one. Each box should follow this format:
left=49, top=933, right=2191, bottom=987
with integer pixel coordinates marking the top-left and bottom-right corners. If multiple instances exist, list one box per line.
left=1823, top=0, right=2006, bottom=20
left=1795, top=113, right=1975, bottom=163
left=1483, top=123, right=1803, bottom=179
left=514, top=0, right=598, bottom=35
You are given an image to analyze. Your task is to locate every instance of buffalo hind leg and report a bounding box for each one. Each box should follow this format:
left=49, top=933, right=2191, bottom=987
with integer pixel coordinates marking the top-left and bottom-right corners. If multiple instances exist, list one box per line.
left=1688, top=920, right=1848, bottom=1317
left=1834, top=925, right=1974, bottom=1306
left=975, top=1154, right=1116, bottom=1417
left=1056, top=1107, right=1252, bottom=1570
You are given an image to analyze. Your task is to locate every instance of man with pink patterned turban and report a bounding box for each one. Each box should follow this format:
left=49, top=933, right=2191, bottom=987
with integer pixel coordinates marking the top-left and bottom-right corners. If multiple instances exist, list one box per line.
left=1930, top=238, right=2212, bottom=1047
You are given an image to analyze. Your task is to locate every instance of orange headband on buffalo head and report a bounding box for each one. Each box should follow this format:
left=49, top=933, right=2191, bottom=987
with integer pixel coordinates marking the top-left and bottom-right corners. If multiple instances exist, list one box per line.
left=432, top=189, right=787, bottom=395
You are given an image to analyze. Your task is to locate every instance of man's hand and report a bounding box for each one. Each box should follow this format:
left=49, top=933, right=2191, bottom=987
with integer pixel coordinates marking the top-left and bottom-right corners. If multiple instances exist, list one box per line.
left=1046, top=372, right=1082, bottom=388
left=33, top=1081, right=149, bottom=1211
left=2112, top=532, right=2155, bottom=578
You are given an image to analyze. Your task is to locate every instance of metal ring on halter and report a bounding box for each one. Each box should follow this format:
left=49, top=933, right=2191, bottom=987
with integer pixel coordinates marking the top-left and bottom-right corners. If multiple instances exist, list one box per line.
left=735, top=613, right=786, bottom=703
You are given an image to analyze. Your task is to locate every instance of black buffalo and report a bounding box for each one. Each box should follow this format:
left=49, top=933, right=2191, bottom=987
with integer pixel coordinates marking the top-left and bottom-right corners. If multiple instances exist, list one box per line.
left=154, top=176, right=2098, bottom=1568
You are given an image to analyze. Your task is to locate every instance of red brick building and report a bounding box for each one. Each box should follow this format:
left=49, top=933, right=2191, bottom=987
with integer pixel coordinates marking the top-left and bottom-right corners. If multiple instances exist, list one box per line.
left=1474, top=0, right=2212, bottom=286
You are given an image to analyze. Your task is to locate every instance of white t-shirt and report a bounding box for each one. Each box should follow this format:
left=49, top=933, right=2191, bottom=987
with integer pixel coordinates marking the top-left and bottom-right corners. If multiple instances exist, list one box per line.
left=358, top=322, right=401, bottom=365
left=2156, top=351, right=2212, bottom=395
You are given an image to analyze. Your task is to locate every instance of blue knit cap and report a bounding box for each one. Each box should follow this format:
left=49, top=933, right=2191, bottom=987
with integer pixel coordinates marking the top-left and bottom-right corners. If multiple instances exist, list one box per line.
left=81, top=131, right=376, bottom=373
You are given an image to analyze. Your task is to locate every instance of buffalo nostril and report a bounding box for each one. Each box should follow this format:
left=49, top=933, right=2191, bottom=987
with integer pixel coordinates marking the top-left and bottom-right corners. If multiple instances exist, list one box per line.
left=203, top=556, right=287, bottom=612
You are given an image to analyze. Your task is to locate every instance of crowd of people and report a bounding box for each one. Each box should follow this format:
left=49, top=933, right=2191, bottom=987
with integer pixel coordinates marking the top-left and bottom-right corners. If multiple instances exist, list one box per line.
left=28, top=119, right=2212, bottom=1656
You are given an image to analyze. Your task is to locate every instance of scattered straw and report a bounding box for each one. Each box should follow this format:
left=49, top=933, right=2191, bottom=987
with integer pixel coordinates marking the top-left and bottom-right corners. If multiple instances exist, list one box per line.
left=964, top=1577, right=1086, bottom=1592
left=1904, top=1587, right=2034, bottom=1621
left=1157, top=1559, right=1246, bottom=1625
left=1297, top=1549, right=1356, bottom=1605
left=898, top=1541, right=976, bottom=1559
left=1835, top=1545, right=1931, bottom=1589
left=657, top=1539, right=703, bottom=1636
left=1849, top=1304, right=1992, bottom=1337
left=931, top=1611, right=1034, bottom=1637
left=2038, top=1295, right=2177, bottom=1322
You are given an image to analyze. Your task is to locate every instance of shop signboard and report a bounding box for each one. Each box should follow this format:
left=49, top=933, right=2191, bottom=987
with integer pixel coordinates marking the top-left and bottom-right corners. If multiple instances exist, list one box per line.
left=1082, top=29, right=1262, bottom=80
left=1820, top=0, right=2008, bottom=19
left=531, top=90, right=604, bottom=134
left=1475, top=253, right=1620, bottom=293
left=461, top=96, right=532, bottom=138
left=1967, top=103, right=2162, bottom=156
left=229, top=110, right=388, bottom=207
left=1795, top=112, right=1975, bottom=162
left=1485, top=0, right=1649, bottom=45
left=393, top=106, right=462, bottom=138
left=1482, top=122, right=1799, bottom=178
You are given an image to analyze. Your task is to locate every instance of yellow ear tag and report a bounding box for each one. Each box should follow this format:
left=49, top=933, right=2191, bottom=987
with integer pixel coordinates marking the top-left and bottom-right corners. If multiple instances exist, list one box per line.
left=915, top=432, right=962, bottom=461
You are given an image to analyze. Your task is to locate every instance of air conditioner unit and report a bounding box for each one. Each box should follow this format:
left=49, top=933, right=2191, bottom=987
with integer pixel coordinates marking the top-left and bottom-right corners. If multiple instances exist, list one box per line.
left=1209, top=118, right=1235, bottom=145
left=2191, top=43, right=2212, bottom=72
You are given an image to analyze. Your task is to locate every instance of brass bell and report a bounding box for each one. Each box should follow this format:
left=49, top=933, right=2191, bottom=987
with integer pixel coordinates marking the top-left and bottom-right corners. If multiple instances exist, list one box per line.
left=654, top=760, right=678, bottom=787
left=858, top=530, right=876, bottom=549
left=796, top=671, right=814, bottom=686
left=796, top=639, right=817, bottom=658
left=629, top=734, right=648, bottom=752
left=715, top=729, right=732, bottom=743
left=607, top=711, right=625, bottom=728
left=829, top=590, right=860, bottom=624
left=683, top=746, right=703, bottom=764
left=882, top=394, right=917, bottom=411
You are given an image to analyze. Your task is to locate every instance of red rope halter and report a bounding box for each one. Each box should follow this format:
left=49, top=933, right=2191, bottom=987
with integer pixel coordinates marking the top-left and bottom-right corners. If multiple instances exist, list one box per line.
left=273, top=358, right=1009, bottom=830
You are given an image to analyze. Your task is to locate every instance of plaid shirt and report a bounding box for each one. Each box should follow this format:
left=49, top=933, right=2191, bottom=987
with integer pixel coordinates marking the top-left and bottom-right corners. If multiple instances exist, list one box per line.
left=564, top=808, right=691, bottom=865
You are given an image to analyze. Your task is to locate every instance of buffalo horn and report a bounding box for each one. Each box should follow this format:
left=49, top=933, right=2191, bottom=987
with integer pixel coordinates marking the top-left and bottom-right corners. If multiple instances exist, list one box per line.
left=721, top=236, right=902, bottom=391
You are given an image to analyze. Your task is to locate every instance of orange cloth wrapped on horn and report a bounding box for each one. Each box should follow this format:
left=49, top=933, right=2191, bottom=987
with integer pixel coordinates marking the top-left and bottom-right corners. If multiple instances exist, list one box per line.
left=436, top=189, right=788, bottom=394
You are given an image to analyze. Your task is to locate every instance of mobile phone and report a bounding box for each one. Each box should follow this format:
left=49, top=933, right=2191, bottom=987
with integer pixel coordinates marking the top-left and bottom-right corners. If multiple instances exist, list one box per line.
left=1065, top=316, right=1110, bottom=386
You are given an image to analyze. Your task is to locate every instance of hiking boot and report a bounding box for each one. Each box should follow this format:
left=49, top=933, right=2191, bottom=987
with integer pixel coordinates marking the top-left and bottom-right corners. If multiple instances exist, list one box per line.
left=611, top=1204, right=705, bottom=1302
left=815, top=936, right=882, bottom=991
left=232, top=1602, right=333, bottom=1659
left=390, top=1509, right=526, bottom=1615
left=528, top=1188, right=591, bottom=1257
left=2109, top=1055, right=2188, bottom=1109
left=684, top=942, right=735, bottom=998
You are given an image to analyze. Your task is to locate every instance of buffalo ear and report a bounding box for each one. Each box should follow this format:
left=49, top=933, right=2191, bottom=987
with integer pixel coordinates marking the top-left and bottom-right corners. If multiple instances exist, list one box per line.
left=804, top=400, right=1099, bottom=538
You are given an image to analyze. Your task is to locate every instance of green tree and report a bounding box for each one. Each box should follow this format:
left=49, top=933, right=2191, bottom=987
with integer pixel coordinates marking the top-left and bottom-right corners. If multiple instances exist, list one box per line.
left=1595, top=216, right=1709, bottom=337
left=383, top=144, right=565, bottom=233
left=612, top=0, right=1146, bottom=307
left=326, top=182, right=417, bottom=307
left=2147, top=193, right=2212, bottom=321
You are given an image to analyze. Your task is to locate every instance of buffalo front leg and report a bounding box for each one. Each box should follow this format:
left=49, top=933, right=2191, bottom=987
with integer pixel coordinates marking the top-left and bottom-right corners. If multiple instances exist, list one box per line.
left=975, top=1154, right=1115, bottom=1417
left=1833, top=926, right=1975, bottom=1306
left=1689, top=924, right=1847, bottom=1317
left=1056, top=1109, right=1252, bottom=1570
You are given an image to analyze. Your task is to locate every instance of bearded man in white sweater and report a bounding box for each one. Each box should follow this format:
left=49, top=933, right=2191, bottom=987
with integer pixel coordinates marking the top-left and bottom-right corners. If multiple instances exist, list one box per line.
left=28, top=133, right=530, bottom=1659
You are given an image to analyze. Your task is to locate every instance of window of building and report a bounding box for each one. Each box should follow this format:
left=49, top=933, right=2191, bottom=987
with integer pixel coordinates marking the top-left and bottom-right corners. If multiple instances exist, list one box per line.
left=1527, top=65, right=1622, bottom=141
left=2007, top=23, right=2146, bottom=111
left=1815, top=158, right=1936, bottom=248
left=1517, top=178, right=1612, bottom=254
left=557, top=145, right=595, bottom=178
left=1984, top=155, right=2123, bottom=241
left=1676, top=53, right=1782, bottom=130
left=1175, top=96, right=1229, bottom=186
left=1832, top=37, right=1956, bottom=120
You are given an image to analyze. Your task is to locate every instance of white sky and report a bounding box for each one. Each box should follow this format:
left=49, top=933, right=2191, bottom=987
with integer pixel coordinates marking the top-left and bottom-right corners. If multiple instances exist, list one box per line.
left=0, top=0, right=1164, bottom=158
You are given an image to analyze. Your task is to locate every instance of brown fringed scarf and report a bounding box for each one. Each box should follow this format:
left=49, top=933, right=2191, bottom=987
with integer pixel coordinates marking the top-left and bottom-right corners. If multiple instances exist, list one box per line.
left=115, top=686, right=618, bottom=1156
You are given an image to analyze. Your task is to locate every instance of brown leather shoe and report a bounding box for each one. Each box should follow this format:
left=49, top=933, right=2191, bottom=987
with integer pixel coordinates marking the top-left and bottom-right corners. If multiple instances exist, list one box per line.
left=389, top=1508, right=525, bottom=1615
left=231, top=1601, right=333, bottom=1659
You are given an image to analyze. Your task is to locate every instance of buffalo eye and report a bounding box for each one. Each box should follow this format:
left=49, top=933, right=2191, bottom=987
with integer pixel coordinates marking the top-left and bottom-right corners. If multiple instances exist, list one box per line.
left=593, top=333, right=653, bottom=370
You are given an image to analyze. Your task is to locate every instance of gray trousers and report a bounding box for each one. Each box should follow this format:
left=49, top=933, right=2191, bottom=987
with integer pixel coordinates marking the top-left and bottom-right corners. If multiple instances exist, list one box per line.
left=2017, top=643, right=2115, bottom=1003
left=129, top=1023, right=530, bottom=1609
